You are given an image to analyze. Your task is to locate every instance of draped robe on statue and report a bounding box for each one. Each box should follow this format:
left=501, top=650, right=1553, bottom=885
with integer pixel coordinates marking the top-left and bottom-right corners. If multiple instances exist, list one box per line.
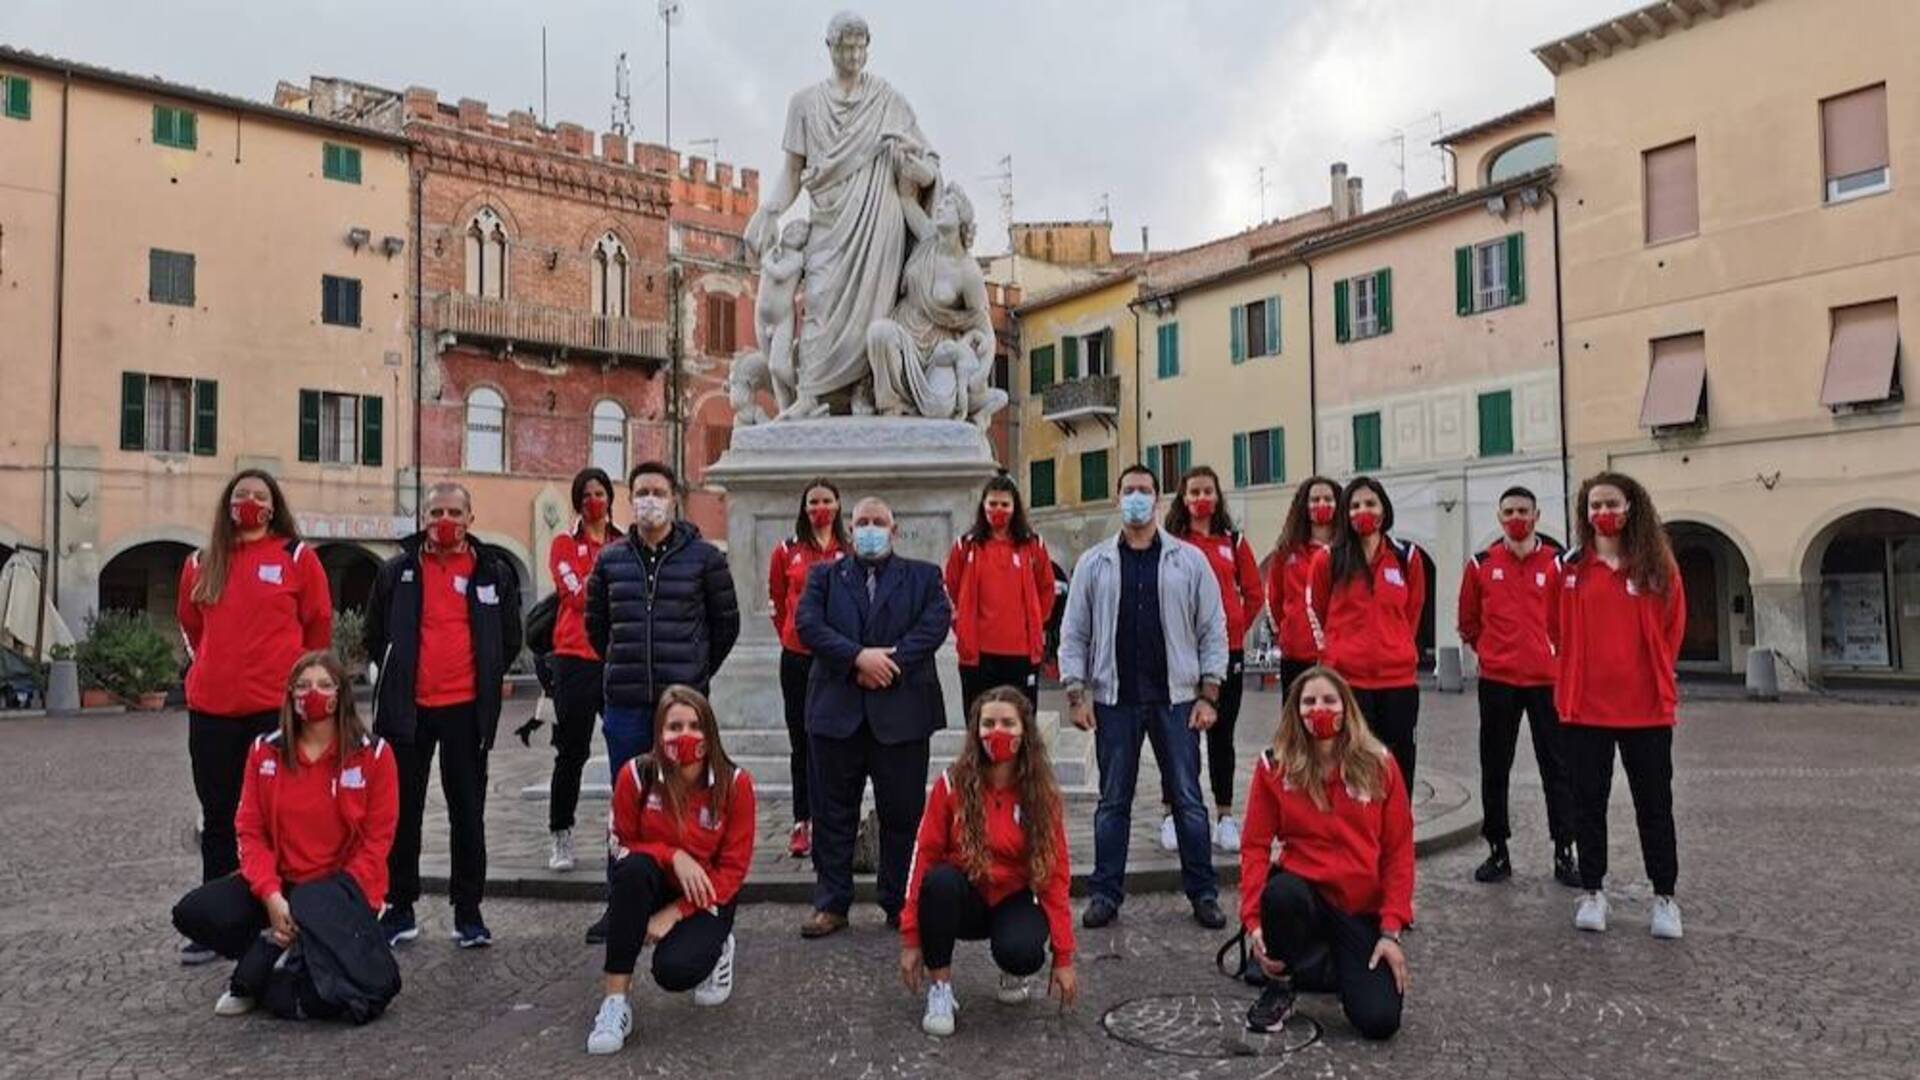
left=782, top=73, right=928, bottom=401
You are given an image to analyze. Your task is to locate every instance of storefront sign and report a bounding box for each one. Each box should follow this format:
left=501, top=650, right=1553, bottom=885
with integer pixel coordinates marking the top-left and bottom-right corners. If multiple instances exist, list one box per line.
left=298, top=514, right=415, bottom=542
left=1820, top=572, right=1890, bottom=667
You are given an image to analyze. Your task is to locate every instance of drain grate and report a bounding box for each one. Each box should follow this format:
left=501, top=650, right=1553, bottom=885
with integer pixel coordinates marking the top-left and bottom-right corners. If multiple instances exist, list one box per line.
left=1100, top=993, right=1322, bottom=1059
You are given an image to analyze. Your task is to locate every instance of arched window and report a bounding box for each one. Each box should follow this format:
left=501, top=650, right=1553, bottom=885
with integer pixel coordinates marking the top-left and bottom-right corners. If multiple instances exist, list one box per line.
left=591, top=400, right=627, bottom=478
left=1486, top=134, right=1557, bottom=184
left=590, top=232, right=630, bottom=318
left=464, top=208, right=509, bottom=299
left=465, top=387, right=506, bottom=473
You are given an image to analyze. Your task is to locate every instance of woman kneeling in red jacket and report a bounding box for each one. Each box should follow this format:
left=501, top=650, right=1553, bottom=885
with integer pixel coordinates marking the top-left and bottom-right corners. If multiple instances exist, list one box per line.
left=1239, top=666, right=1412, bottom=1040
left=171, top=650, right=398, bottom=1018
left=900, top=687, right=1077, bottom=1037
left=587, top=686, right=756, bottom=1055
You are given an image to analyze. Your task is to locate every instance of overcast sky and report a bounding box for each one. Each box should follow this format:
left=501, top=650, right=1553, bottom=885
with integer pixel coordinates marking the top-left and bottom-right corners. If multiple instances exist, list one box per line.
left=6, top=0, right=1628, bottom=251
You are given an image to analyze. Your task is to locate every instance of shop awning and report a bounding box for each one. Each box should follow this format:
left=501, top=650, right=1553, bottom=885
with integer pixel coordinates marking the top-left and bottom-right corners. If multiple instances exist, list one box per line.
left=1640, top=333, right=1707, bottom=429
left=1820, top=299, right=1901, bottom=409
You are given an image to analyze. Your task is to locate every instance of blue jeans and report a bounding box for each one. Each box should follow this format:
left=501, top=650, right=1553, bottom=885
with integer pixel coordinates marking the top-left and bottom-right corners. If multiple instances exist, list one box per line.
left=1090, top=701, right=1217, bottom=906
left=602, top=705, right=653, bottom=784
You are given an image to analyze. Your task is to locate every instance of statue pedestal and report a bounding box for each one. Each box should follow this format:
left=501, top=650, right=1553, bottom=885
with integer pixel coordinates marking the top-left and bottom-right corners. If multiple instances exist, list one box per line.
left=701, top=418, right=1000, bottom=792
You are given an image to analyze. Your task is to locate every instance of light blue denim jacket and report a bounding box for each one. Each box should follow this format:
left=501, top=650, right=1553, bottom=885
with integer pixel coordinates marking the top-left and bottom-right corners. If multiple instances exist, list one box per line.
left=1058, top=529, right=1228, bottom=707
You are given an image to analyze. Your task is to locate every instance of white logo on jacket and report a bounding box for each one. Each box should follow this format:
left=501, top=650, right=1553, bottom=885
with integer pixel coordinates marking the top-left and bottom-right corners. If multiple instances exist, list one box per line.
left=259, top=758, right=277, bottom=777
left=258, top=563, right=284, bottom=585
left=341, top=766, right=366, bottom=790
left=1383, top=567, right=1405, bottom=587
left=476, top=584, right=499, bottom=605
left=1491, top=568, right=1506, bottom=582
left=698, top=806, right=719, bottom=831
left=1536, top=572, right=1548, bottom=588
left=453, top=575, right=470, bottom=595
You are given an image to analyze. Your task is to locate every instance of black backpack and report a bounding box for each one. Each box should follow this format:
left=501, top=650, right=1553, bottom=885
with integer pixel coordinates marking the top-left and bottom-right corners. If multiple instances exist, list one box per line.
left=525, top=592, right=560, bottom=657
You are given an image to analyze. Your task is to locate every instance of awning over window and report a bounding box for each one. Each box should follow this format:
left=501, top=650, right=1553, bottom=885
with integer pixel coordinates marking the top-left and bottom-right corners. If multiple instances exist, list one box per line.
left=1641, top=333, right=1707, bottom=429
left=1820, top=299, right=1900, bottom=408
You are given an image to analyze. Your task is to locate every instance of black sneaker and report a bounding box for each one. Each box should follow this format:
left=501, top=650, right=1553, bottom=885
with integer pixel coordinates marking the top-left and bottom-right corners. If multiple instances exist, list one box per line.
left=1081, top=897, right=1119, bottom=929
left=1473, top=844, right=1512, bottom=884
left=1191, top=896, right=1227, bottom=930
left=453, top=911, right=493, bottom=949
left=380, top=905, right=419, bottom=947
left=179, top=940, right=219, bottom=966
left=584, top=910, right=610, bottom=945
left=1245, top=980, right=1296, bottom=1033
left=1553, top=844, right=1581, bottom=888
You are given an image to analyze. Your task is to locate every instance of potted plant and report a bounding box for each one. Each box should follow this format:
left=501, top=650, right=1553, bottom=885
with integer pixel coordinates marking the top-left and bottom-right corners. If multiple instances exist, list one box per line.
left=331, top=607, right=369, bottom=682
left=74, top=610, right=180, bottom=711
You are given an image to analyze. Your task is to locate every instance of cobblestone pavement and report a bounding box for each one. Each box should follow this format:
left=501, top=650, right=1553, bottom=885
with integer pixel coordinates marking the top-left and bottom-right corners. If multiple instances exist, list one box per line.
left=2, top=689, right=1916, bottom=1079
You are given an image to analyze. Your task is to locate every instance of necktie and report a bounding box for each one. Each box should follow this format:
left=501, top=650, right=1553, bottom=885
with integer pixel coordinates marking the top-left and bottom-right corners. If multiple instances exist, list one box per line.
left=866, top=567, right=877, bottom=602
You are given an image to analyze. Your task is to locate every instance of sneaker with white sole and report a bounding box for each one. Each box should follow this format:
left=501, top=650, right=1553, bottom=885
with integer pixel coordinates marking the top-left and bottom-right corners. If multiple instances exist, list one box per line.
left=922, top=980, right=959, bottom=1037
left=212, top=991, right=254, bottom=1017
left=1574, top=890, right=1610, bottom=933
left=180, top=940, right=219, bottom=966
left=995, top=972, right=1030, bottom=1005
left=1214, top=815, right=1242, bottom=853
left=1158, top=814, right=1178, bottom=852
left=585, top=995, right=633, bottom=1055
left=693, top=934, right=735, bottom=1006
left=548, top=829, right=576, bottom=872
left=1650, top=896, right=1684, bottom=940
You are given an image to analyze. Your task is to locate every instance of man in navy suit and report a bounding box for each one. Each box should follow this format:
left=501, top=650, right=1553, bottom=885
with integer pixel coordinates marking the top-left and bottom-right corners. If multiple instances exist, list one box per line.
left=794, top=496, right=952, bottom=938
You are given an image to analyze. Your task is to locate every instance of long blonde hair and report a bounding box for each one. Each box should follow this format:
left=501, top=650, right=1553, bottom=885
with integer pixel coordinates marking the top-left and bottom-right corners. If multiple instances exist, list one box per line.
left=1271, top=666, right=1390, bottom=810
left=949, top=687, right=1062, bottom=887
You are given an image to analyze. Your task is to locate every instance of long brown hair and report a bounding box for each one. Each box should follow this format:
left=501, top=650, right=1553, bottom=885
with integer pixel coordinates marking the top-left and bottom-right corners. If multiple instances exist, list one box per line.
left=276, top=650, right=369, bottom=771
left=1574, top=471, right=1674, bottom=595
left=792, top=477, right=852, bottom=553
left=1328, top=475, right=1403, bottom=588
left=641, top=685, right=739, bottom=825
left=1271, top=666, right=1390, bottom=810
left=949, top=686, right=1062, bottom=887
left=1274, top=475, right=1339, bottom=555
left=192, top=469, right=301, bottom=606
left=1163, top=465, right=1237, bottom=536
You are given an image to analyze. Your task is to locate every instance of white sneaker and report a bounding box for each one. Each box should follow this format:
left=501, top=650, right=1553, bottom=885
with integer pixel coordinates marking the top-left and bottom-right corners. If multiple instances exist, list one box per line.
left=1214, top=815, right=1242, bottom=853
left=548, top=829, right=576, bottom=872
left=1574, top=890, right=1610, bottom=933
left=693, top=934, right=735, bottom=1006
left=1159, top=814, right=1178, bottom=852
left=1650, top=896, right=1684, bottom=940
left=922, top=980, right=959, bottom=1037
left=995, top=972, right=1030, bottom=1005
left=213, top=991, right=254, bottom=1017
left=585, top=995, right=633, bottom=1055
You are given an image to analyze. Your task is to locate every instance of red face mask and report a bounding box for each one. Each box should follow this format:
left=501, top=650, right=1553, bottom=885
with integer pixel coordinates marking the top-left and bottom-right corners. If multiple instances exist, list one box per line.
left=231, top=500, right=271, bottom=531
left=1302, top=706, right=1342, bottom=740
left=981, top=729, right=1019, bottom=764
left=1349, top=509, right=1382, bottom=537
left=297, top=688, right=336, bottom=724
left=985, top=507, right=1013, bottom=530
left=1502, top=518, right=1533, bottom=542
left=1187, top=497, right=1216, bottom=521
left=1308, top=503, right=1336, bottom=526
left=581, top=495, right=609, bottom=523
left=808, top=505, right=838, bottom=529
left=664, top=733, right=706, bottom=767
left=1590, top=509, right=1627, bottom=538
left=428, top=518, right=463, bottom=549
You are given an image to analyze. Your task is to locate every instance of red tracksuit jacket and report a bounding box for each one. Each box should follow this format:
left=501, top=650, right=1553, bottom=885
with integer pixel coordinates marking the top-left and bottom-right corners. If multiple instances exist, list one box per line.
left=549, top=522, right=620, bottom=661
left=1267, top=541, right=1327, bottom=664
left=178, top=537, right=333, bottom=718
left=768, top=537, right=843, bottom=654
left=235, top=732, right=399, bottom=911
left=610, top=757, right=758, bottom=917
left=1306, top=540, right=1427, bottom=689
left=944, top=534, right=1055, bottom=666
left=1181, top=530, right=1265, bottom=652
left=1238, top=748, right=1415, bottom=935
left=900, top=770, right=1075, bottom=967
left=1554, top=550, right=1686, bottom=728
left=1457, top=540, right=1562, bottom=687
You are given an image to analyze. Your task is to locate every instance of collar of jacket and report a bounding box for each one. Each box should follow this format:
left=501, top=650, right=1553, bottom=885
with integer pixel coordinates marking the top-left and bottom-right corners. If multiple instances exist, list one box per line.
left=628, top=519, right=697, bottom=557
left=571, top=519, right=624, bottom=542
left=399, top=530, right=502, bottom=564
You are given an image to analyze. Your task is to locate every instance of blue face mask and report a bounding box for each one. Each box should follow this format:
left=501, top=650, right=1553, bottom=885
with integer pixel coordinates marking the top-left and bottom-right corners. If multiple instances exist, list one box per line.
left=1119, top=491, right=1156, bottom=527
left=852, top=524, right=892, bottom=560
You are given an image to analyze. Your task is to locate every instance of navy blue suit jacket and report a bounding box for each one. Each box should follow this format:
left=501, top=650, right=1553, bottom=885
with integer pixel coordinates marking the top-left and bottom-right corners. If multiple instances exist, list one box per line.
left=794, top=554, right=951, bottom=745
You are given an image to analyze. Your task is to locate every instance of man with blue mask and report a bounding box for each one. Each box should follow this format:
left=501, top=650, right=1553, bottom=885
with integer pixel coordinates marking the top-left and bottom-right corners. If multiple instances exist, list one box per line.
left=795, top=496, right=952, bottom=939
left=1060, top=464, right=1228, bottom=931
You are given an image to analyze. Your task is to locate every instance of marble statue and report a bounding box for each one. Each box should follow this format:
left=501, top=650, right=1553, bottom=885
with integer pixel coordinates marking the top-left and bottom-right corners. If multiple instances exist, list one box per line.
left=754, top=218, right=809, bottom=417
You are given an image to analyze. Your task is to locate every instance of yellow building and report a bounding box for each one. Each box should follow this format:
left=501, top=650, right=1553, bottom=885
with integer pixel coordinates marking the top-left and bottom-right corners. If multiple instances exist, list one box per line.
left=1543, top=0, right=1920, bottom=684
left=0, top=48, right=412, bottom=643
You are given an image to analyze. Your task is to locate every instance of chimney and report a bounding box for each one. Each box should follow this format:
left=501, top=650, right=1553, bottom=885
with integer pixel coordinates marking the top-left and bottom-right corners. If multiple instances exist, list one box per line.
left=1330, top=162, right=1350, bottom=221
left=457, top=98, right=488, bottom=131
left=1346, top=176, right=1364, bottom=217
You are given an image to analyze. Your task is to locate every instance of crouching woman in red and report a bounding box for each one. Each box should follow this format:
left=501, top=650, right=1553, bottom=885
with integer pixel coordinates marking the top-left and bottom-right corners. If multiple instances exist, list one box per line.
left=170, top=651, right=398, bottom=1019
left=587, top=686, right=756, bottom=1056
left=1239, top=667, right=1412, bottom=1041
left=899, top=687, right=1077, bottom=1037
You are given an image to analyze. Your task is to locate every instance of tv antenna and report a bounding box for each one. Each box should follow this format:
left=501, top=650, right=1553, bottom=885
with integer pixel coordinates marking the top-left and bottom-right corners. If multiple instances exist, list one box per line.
left=660, top=0, right=683, bottom=152
left=610, top=52, right=632, bottom=137
left=1095, top=192, right=1111, bottom=223
left=979, top=155, right=1015, bottom=274
left=1257, top=165, right=1271, bottom=223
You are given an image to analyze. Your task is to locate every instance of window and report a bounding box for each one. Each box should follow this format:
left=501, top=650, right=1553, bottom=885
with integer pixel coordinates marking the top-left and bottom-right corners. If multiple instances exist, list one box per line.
left=1643, top=138, right=1699, bottom=244
left=1029, top=344, right=1055, bottom=392
left=321, top=275, right=362, bottom=327
left=1079, top=449, right=1109, bottom=503
left=465, top=387, right=506, bottom=472
left=1821, top=299, right=1902, bottom=410
left=1232, top=428, right=1285, bottom=488
left=1351, top=412, right=1382, bottom=471
left=120, top=372, right=216, bottom=456
left=1061, top=329, right=1113, bottom=380
left=148, top=249, right=195, bottom=306
left=322, top=142, right=361, bottom=184
left=1335, top=271, right=1391, bottom=342
left=1029, top=459, right=1056, bottom=509
left=705, top=293, right=738, bottom=354
left=1822, top=84, right=1890, bottom=203
left=591, top=232, right=630, bottom=317
left=992, top=354, right=1009, bottom=391
left=1486, top=134, right=1555, bottom=184
left=1147, top=440, right=1191, bottom=489
left=1640, top=332, right=1708, bottom=431
left=1231, top=297, right=1281, bottom=361
left=152, top=104, right=196, bottom=149
left=591, top=400, right=628, bottom=476
left=1458, top=234, right=1525, bottom=314
left=1477, top=390, right=1514, bottom=457
left=297, top=390, right=382, bottom=465
left=1156, top=322, right=1180, bottom=378
left=464, top=208, right=508, bottom=298
left=3, top=74, right=30, bottom=120
left=321, top=393, right=358, bottom=464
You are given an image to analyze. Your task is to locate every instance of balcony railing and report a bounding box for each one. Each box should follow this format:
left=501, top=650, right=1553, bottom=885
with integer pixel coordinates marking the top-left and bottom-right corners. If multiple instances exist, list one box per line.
left=431, top=292, right=670, bottom=364
left=1041, top=373, right=1120, bottom=431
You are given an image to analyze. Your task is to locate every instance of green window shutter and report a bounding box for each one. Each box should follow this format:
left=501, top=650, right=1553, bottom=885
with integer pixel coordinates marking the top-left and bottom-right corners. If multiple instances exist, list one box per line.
left=1266, top=295, right=1281, bottom=355
left=120, top=372, right=147, bottom=451
left=1268, top=427, right=1285, bottom=485
left=1030, top=459, right=1055, bottom=508
left=1506, top=232, right=1525, bottom=305
left=1101, top=327, right=1113, bottom=373
left=1232, top=432, right=1248, bottom=489
left=298, top=390, right=321, bottom=462
left=148, top=249, right=165, bottom=302
left=1455, top=245, right=1474, bottom=315
left=346, top=147, right=362, bottom=183
left=1169, top=322, right=1180, bottom=375
left=1178, top=440, right=1192, bottom=476
left=1334, top=280, right=1351, bottom=343
left=1080, top=450, right=1108, bottom=502
left=1353, top=412, right=1382, bottom=471
left=1478, top=391, right=1514, bottom=457
left=192, top=379, right=218, bottom=456
left=4, top=75, right=30, bottom=119
left=181, top=109, right=197, bottom=149
left=345, top=279, right=361, bottom=326
left=1154, top=325, right=1167, bottom=377
left=322, top=143, right=336, bottom=177
left=152, top=105, right=169, bottom=145
left=1376, top=269, right=1393, bottom=334
left=1028, top=344, right=1054, bottom=393
left=1062, top=335, right=1080, bottom=380
left=361, top=395, right=384, bottom=466
left=1229, top=304, right=1245, bottom=363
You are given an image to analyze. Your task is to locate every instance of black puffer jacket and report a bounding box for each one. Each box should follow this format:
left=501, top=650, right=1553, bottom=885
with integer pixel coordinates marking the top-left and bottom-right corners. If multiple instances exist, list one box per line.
left=586, top=520, right=740, bottom=712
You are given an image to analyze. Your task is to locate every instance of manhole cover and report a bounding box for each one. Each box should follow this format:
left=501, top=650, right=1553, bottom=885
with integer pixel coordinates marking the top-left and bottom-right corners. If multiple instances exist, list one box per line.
left=1101, top=993, right=1322, bottom=1059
